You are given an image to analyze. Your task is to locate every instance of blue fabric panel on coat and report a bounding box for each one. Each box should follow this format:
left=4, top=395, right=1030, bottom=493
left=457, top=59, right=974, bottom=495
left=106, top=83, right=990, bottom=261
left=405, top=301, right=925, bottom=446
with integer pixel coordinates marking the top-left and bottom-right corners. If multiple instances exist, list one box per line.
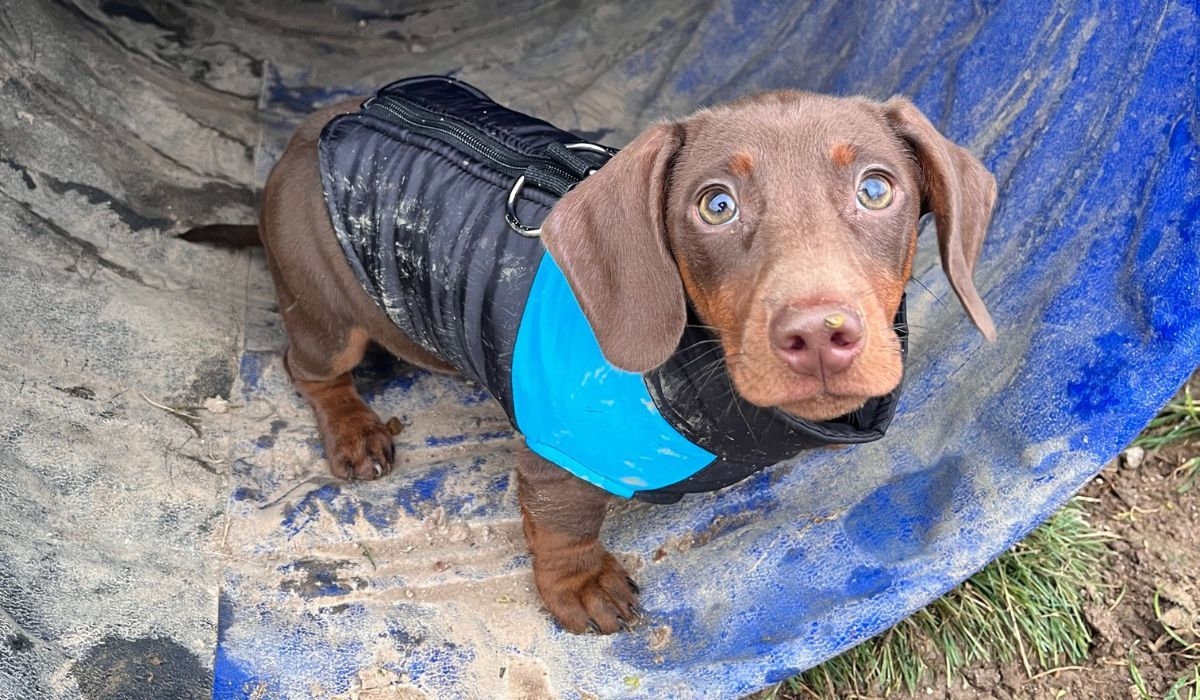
left=512, top=253, right=717, bottom=497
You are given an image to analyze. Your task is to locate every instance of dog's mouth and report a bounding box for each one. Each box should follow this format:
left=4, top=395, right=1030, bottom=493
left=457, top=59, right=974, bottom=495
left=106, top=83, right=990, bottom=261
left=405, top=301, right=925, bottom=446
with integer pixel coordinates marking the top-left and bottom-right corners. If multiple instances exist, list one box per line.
left=778, top=393, right=877, bottom=422
left=723, top=303, right=907, bottom=423
left=733, top=371, right=898, bottom=421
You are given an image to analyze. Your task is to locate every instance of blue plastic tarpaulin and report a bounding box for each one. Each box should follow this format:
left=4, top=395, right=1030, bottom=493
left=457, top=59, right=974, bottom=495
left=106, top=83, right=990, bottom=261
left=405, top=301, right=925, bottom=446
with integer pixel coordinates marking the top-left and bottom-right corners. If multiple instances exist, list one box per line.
left=0, top=1, right=1195, bottom=699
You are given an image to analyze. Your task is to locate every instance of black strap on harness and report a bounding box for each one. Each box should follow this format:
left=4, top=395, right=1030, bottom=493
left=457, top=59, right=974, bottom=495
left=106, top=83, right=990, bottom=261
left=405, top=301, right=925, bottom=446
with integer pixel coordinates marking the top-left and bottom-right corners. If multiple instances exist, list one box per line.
left=505, top=142, right=615, bottom=236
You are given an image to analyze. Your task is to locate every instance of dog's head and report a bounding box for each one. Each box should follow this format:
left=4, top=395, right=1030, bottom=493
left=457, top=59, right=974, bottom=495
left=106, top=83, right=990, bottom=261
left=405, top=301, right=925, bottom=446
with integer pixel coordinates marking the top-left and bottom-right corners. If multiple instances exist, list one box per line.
left=541, top=91, right=996, bottom=422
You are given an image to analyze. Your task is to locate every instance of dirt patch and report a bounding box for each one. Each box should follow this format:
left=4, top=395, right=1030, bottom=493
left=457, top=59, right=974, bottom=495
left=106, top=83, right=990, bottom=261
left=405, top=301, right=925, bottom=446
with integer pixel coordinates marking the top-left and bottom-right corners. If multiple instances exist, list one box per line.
left=71, top=636, right=209, bottom=700
left=919, top=433, right=1200, bottom=699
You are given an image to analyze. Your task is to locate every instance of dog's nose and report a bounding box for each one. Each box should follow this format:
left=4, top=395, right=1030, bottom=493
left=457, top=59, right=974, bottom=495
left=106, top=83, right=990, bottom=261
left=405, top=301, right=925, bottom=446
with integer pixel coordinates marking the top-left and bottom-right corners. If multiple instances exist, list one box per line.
left=770, top=305, right=864, bottom=377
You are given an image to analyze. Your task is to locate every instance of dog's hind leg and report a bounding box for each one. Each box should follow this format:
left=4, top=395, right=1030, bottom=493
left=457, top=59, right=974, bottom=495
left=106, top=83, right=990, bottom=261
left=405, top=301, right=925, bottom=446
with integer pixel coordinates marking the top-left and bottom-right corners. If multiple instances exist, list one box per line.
left=256, top=101, right=452, bottom=481
left=275, top=281, right=397, bottom=481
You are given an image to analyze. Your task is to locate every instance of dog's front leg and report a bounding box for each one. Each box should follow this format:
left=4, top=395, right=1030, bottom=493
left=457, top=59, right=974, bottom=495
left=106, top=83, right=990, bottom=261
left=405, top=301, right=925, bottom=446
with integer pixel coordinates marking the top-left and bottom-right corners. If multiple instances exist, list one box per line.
left=516, top=450, right=641, bottom=634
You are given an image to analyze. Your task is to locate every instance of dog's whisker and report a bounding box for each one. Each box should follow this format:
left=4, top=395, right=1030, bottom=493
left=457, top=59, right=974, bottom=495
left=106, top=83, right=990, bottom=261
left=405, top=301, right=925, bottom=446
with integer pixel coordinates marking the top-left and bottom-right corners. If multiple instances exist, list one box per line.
left=677, top=340, right=725, bottom=357
left=693, top=358, right=731, bottom=393
left=909, top=276, right=948, bottom=309
left=730, top=390, right=756, bottom=439
left=693, top=352, right=743, bottom=397
left=677, top=347, right=727, bottom=373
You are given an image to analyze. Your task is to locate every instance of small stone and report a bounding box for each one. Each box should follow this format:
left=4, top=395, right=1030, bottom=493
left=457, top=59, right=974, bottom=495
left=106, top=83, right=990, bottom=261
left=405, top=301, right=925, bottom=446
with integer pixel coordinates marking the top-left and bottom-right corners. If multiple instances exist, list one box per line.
left=1159, top=583, right=1197, bottom=613
left=423, top=507, right=447, bottom=529
left=446, top=521, right=471, bottom=543
left=1159, top=606, right=1193, bottom=631
left=648, top=625, right=672, bottom=651
left=1084, top=601, right=1122, bottom=643
left=1122, top=445, right=1145, bottom=468
left=409, top=42, right=428, bottom=54
left=203, top=396, right=229, bottom=414
left=357, top=667, right=399, bottom=691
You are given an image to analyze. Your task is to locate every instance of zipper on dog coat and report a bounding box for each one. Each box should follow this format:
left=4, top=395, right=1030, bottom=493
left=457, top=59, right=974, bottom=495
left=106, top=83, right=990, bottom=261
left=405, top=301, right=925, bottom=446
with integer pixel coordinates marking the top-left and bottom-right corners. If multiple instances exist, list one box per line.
left=318, top=76, right=906, bottom=502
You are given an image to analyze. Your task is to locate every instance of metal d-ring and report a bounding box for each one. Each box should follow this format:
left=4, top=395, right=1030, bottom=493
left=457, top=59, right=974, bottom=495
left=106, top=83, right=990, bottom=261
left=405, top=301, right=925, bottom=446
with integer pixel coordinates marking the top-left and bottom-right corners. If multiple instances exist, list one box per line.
left=505, top=142, right=614, bottom=237
left=505, top=174, right=541, bottom=237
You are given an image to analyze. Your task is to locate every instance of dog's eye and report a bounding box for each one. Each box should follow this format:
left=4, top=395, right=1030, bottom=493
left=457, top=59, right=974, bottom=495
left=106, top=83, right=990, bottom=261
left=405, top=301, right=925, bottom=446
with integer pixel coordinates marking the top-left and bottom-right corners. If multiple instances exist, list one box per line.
left=697, top=188, right=739, bottom=225
left=856, top=174, right=893, bottom=210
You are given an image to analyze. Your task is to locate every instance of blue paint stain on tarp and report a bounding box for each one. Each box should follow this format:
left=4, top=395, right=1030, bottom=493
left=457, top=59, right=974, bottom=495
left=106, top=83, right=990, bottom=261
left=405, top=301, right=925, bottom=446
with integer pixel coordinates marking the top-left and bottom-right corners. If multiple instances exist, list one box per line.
left=280, top=484, right=346, bottom=534
left=213, top=593, right=274, bottom=700
left=393, top=458, right=502, bottom=516
left=278, top=482, right=403, bottom=532
left=406, top=465, right=450, bottom=502
left=425, top=433, right=468, bottom=447
left=844, top=458, right=964, bottom=563
left=236, top=351, right=275, bottom=397
left=845, top=566, right=893, bottom=599
left=265, top=66, right=361, bottom=114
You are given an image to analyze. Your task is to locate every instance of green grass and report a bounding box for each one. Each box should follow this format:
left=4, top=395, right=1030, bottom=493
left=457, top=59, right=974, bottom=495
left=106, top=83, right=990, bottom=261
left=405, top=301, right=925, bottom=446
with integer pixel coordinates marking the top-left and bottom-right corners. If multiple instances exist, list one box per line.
left=1131, top=383, right=1200, bottom=494
left=1133, top=385, right=1200, bottom=452
left=1129, top=641, right=1153, bottom=700
left=1128, top=645, right=1200, bottom=700
left=1162, top=663, right=1200, bottom=700
left=773, top=499, right=1111, bottom=699
left=1153, top=589, right=1200, bottom=658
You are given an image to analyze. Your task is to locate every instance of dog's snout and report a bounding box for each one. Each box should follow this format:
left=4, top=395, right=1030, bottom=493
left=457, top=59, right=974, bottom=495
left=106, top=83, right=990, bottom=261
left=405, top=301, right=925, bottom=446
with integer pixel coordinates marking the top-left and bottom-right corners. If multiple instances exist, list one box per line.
left=769, top=305, right=864, bottom=377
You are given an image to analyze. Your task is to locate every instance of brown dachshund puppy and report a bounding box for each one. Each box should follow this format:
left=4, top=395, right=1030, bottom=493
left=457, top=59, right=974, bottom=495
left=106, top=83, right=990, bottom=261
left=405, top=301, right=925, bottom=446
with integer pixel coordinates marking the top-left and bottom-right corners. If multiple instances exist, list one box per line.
left=249, top=89, right=995, bottom=634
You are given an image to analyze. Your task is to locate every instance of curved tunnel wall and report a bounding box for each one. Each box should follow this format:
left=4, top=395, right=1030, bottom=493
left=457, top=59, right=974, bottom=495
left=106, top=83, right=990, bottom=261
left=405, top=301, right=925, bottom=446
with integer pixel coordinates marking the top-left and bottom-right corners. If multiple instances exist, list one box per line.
left=0, top=1, right=1196, bottom=698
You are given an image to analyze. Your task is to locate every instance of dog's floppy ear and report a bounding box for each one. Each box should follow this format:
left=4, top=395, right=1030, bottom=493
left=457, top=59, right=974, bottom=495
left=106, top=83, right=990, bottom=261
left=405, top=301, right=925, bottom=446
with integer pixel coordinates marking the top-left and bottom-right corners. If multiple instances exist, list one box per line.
left=540, top=123, right=687, bottom=372
left=882, top=98, right=998, bottom=341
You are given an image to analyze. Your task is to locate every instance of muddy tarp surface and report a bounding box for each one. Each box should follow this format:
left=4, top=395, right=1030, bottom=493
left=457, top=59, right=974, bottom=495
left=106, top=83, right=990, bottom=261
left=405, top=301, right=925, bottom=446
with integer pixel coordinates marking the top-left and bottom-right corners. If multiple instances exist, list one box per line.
left=1, top=1, right=1197, bottom=698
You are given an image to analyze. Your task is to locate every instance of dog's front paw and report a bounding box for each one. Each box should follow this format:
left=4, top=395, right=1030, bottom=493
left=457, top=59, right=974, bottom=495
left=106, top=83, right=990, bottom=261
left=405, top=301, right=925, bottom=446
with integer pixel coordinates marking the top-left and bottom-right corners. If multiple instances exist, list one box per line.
left=534, top=543, right=642, bottom=634
left=322, top=408, right=395, bottom=480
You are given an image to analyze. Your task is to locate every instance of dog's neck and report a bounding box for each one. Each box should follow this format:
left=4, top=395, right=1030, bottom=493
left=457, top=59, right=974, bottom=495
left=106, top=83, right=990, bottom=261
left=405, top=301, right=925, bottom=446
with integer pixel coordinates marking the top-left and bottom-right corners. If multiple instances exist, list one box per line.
left=637, top=299, right=908, bottom=495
